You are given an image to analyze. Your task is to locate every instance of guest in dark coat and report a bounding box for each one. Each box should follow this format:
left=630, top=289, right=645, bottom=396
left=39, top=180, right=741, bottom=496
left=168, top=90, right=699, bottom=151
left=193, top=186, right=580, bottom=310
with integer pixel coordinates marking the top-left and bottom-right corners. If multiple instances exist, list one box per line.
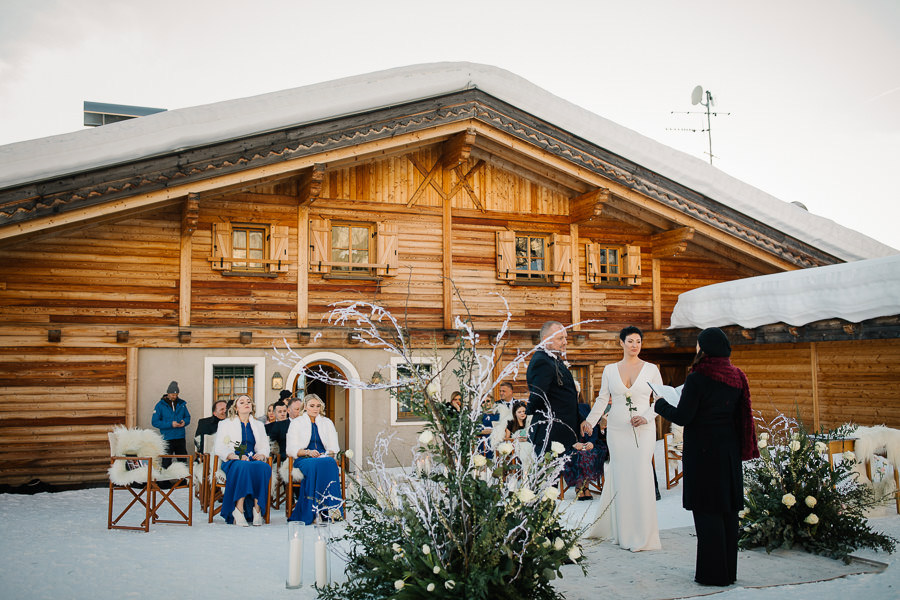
left=526, top=321, right=581, bottom=452
left=654, top=327, right=759, bottom=587
left=195, top=400, right=227, bottom=453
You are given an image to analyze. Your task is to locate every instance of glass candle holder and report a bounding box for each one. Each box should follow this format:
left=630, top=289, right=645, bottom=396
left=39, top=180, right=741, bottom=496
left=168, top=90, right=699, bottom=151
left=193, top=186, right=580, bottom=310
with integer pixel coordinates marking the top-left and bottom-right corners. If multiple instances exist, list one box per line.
left=313, top=519, right=331, bottom=588
left=286, top=521, right=303, bottom=589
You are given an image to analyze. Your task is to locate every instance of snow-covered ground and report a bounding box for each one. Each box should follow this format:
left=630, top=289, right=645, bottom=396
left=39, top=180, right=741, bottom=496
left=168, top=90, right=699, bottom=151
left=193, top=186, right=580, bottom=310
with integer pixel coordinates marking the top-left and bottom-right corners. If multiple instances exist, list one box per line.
left=1, top=442, right=897, bottom=599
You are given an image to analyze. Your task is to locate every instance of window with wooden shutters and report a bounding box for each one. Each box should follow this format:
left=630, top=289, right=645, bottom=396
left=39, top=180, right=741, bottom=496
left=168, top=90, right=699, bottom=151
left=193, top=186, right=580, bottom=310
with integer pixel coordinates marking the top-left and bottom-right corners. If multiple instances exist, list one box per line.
left=585, top=243, right=641, bottom=286
left=307, top=218, right=398, bottom=278
left=496, top=230, right=570, bottom=283
left=331, top=222, right=373, bottom=274
left=232, top=224, right=266, bottom=272
left=210, top=222, right=289, bottom=275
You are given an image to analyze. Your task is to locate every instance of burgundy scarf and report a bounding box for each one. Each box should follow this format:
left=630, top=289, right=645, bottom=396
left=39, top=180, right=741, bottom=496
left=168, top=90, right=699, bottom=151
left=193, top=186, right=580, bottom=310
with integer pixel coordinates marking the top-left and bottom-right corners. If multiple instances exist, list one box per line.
left=692, top=356, right=759, bottom=461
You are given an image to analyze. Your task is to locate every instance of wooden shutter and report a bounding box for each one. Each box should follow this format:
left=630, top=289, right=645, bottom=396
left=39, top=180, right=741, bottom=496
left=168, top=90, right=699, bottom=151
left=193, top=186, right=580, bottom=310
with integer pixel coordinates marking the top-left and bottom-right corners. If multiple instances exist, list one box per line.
left=625, top=245, right=642, bottom=285
left=550, top=233, right=572, bottom=283
left=211, top=222, right=232, bottom=271
left=496, top=230, right=516, bottom=281
left=585, top=243, right=600, bottom=283
left=376, top=221, right=399, bottom=276
left=268, top=226, right=290, bottom=273
left=308, top=218, right=331, bottom=274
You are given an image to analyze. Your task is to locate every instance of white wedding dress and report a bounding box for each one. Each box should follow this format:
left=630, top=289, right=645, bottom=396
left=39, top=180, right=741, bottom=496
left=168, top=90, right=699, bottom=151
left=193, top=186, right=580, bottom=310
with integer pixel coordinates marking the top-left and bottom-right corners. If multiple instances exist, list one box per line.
left=584, top=361, right=662, bottom=551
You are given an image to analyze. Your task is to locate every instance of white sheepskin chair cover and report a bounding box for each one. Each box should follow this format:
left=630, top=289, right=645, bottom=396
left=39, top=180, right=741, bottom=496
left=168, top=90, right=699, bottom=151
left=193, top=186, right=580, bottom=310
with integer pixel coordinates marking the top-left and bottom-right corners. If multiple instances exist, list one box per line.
left=107, top=427, right=189, bottom=486
left=278, top=459, right=303, bottom=484
left=669, top=423, right=684, bottom=444
left=850, top=425, right=900, bottom=494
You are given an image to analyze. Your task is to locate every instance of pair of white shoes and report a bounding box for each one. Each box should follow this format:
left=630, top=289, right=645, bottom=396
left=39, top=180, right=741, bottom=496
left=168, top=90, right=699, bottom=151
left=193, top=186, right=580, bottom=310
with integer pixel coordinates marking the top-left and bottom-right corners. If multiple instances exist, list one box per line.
left=232, top=507, right=264, bottom=527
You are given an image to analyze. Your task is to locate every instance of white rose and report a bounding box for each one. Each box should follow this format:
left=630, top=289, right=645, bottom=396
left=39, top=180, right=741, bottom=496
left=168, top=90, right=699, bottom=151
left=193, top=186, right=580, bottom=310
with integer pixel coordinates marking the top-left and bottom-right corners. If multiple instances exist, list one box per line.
left=433, top=565, right=440, bottom=574
left=550, top=441, right=565, bottom=456
left=427, top=583, right=435, bottom=592
left=445, top=580, right=456, bottom=590
left=758, top=440, right=768, bottom=449
left=758, top=432, right=769, bottom=441
left=392, top=543, right=403, bottom=554
left=804, top=513, right=819, bottom=525
left=394, top=580, right=405, bottom=590
left=426, top=381, right=440, bottom=399
left=553, top=537, right=565, bottom=551
left=814, top=441, right=828, bottom=454
left=542, top=538, right=551, bottom=548
left=543, top=486, right=560, bottom=502
left=843, top=451, right=856, bottom=462
left=422, top=544, right=431, bottom=555
left=789, top=440, right=801, bottom=452
left=567, top=546, right=582, bottom=561
left=805, top=496, right=817, bottom=508
left=472, top=454, right=487, bottom=468
left=738, top=508, right=749, bottom=519
left=344, top=449, right=354, bottom=459
left=516, top=487, right=536, bottom=503
left=782, top=493, right=797, bottom=508
left=419, top=430, right=434, bottom=445
left=497, top=442, right=514, bottom=456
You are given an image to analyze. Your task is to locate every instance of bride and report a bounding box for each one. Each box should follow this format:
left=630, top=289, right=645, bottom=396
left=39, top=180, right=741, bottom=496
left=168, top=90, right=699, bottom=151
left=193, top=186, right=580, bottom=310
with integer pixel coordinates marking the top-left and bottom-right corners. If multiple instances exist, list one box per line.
left=582, top=326, right=662, bottom=551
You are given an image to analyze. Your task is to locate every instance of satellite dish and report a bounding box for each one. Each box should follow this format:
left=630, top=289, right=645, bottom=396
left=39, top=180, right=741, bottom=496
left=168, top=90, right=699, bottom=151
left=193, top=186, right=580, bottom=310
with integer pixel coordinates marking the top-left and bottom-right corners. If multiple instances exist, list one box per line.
left=691, top=85, right=703, bottom=105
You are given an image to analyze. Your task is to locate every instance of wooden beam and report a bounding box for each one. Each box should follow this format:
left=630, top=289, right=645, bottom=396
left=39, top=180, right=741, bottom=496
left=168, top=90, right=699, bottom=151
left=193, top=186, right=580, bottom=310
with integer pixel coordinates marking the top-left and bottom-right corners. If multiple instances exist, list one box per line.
left=126, top=347, right=138, bottom=428
left=297, top=204, right=309, bottom=328
left=406, top=154, right=445, bottom=207
left=442, top=128, right=476, bottom=168
left=299, top=164, right=325, bottom=205
left=570, top=223, right=581, bottom=330
left=442, top=167, right=453, bottom=330
left=810, top=342, right=820, bottom=431
left=178, top=195, right=197, bottom=328
left=570, top=188, right=611, bottom=223
left=449, top=160, right=485, bottom=212
left=652, top=227, right=695, bottom=259
left=652, top=258, right=662, bottom=330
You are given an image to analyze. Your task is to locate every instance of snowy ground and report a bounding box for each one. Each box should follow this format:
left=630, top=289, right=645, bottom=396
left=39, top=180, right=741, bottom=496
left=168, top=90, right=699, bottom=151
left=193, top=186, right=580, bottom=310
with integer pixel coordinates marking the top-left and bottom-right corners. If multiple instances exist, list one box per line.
left=1, top=442, right=897, bottom=600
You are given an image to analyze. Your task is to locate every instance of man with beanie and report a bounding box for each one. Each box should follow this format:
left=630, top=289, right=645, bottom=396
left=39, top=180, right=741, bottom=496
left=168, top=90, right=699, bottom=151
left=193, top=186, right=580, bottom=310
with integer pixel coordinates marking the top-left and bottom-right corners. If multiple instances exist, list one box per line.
left=152, top=381, right=192, bottom=467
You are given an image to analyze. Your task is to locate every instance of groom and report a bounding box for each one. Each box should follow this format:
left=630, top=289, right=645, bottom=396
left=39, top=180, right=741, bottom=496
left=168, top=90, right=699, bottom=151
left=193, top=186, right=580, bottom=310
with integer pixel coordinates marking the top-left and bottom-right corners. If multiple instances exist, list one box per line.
left=526, top=321, right=584, bottom=453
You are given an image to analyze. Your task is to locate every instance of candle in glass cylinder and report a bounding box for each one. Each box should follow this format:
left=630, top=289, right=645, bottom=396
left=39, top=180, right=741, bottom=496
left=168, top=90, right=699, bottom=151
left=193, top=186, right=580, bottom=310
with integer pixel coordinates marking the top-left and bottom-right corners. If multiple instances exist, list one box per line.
left=286, top=521, right=303, bottom=588
left=314, top=533, right=328, bottom=587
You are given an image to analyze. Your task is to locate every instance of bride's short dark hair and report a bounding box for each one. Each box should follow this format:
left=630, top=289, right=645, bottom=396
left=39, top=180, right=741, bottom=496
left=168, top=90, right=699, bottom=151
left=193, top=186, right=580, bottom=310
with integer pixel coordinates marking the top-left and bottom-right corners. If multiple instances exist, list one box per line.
left=619, top=325, right=643, bottom=341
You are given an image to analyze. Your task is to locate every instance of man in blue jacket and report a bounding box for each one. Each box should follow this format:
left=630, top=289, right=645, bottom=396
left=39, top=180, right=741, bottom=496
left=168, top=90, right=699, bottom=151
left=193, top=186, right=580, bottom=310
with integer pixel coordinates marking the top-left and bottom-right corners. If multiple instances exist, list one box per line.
left=152, top=381, right=191, bottom=467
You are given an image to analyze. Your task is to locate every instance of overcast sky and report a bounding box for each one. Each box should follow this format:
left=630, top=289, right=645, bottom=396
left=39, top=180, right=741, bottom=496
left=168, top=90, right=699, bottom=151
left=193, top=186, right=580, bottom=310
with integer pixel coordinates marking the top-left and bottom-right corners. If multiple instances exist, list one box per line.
left=1, top=0, right=897, bottom=251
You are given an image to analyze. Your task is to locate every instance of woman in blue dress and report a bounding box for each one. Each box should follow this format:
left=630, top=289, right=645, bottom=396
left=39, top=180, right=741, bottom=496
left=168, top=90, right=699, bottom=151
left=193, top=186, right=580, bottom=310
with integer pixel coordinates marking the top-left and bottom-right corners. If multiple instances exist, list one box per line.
left=213, top=394, right=271, bottom=526
left=286, top=394, right=343, bottom=524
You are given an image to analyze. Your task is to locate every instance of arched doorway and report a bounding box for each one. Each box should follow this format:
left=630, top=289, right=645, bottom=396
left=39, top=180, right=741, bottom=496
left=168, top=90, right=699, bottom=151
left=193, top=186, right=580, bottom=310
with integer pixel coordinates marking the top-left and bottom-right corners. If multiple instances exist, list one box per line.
left=284, top=352, right=363, bottom=463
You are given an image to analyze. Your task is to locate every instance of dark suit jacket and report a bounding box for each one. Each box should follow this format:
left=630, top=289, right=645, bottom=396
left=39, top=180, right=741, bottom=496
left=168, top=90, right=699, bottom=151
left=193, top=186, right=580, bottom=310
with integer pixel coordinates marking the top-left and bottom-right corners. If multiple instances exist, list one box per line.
left=655, top=372, right=743, bottom=513
left=265, top=419, right=290, bottom=461
left=194, top=416, right=222, bottom=452
left=526, top=350, right=579, bottom=450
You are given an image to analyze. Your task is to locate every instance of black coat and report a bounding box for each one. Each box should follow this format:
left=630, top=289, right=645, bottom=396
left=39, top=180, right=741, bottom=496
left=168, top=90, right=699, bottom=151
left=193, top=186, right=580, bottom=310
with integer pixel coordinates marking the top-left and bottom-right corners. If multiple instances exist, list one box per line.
left=265, top=419, right=290, bottom=461
left=655, top=371, right=743, bottom=513
left=526, top=350, right=579, bottom=450
left=194, top=415, right=222, bottom=453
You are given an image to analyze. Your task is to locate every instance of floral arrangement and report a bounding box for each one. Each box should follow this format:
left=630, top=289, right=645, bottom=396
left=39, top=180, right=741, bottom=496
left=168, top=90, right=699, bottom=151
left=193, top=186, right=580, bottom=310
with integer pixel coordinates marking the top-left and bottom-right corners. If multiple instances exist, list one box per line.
left=740, top=413, right=896, bottom=562
left=274, top=298, right=587, bottom=599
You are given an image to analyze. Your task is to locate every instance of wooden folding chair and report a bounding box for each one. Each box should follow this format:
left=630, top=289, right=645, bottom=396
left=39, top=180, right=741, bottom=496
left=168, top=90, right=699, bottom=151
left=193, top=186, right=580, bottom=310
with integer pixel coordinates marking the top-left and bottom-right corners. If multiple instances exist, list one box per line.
left=270, top=453, right=287, bottom=510
left=108, top=443, right=154, bottom=532
left=208, top=454, right=273, bottom=524
left=664, top=432, right=684, bottom=489
left=285, top=453, right=347, bottom=519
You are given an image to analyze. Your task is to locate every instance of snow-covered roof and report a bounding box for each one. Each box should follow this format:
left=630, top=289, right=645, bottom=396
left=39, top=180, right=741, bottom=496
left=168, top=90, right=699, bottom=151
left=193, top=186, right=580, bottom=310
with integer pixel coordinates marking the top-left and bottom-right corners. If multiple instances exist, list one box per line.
left=0, top=62, right=895, bottom=262
left=669, top=253, right=900, bottom=329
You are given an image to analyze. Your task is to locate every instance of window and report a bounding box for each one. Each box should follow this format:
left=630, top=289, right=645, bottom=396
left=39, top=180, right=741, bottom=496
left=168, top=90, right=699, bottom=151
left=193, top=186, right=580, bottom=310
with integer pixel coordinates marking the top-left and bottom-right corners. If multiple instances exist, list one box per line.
left=586, top=243, right=641, bottom=286
left=309, top=217, right=398, bottom=277
left=210, top=222, right=290, bottom=274
left=212, top=365, right=255, bottom=407
left=331, top=222, right=373, bottom=273
left=515, top=234, right=547, bottom=279
left=232, top=225, right=266, bottom=271
left=496, top=230, right=571, bottom=284
left=390, top=357, right=440, bottom=424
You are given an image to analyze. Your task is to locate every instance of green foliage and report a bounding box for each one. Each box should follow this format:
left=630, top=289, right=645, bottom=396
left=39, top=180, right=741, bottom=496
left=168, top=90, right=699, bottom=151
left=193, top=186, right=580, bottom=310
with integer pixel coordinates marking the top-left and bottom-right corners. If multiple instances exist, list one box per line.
left=740, top=415, right=896, bottom=562
left=319, top=322, right=584, bottom=599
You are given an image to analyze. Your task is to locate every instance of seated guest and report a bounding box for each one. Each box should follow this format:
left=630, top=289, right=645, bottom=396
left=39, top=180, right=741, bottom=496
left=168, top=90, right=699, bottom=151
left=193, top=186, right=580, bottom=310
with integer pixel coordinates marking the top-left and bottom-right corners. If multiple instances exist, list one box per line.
left=265, top=402, right=290, bottom=462
left=564, top=402, right=609, bottom=500
left=287, top=396, right=304, bottom=421
left=448, top=391, right=463, bottom=414
left=505, top=401, right=529, bottom=441
left=214, top=394, right=271, bottom=526
left=286, top=394, right=343, bottom=524
left=195, top=400, right=227, bottom=453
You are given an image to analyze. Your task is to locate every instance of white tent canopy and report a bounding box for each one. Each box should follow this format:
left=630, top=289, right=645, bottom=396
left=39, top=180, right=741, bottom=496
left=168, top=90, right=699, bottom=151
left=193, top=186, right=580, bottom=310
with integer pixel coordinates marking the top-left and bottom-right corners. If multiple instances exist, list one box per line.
left=0, top=62, right=894, bottom=262
left=669, top=253, right=900, bottom=329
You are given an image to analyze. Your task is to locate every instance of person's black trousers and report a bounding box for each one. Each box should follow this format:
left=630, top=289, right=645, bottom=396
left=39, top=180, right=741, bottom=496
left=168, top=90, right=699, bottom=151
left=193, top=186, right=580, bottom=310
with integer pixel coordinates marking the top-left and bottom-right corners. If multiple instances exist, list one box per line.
left=692, top=509, right=738, bottom=586
left=163, top=437, right=188, bottom=468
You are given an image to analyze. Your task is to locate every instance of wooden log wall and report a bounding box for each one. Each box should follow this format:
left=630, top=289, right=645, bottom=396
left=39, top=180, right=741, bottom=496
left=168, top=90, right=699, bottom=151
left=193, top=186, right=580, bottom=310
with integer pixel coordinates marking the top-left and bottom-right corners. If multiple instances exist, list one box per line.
left=0, top=346, right=127, bottom=485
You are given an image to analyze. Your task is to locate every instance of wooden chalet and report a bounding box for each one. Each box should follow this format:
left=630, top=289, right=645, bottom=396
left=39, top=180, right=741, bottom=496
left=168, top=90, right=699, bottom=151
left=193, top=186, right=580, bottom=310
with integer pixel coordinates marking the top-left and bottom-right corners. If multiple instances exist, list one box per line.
left=0, top=63, right=894, bottom=486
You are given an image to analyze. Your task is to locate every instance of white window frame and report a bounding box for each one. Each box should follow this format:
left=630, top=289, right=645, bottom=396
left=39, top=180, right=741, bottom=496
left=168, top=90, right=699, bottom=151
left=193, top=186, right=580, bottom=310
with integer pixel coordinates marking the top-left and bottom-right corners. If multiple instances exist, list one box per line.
left=390, top=356, right=441, bottom=426
left=203, top=356, right=267, bottom=418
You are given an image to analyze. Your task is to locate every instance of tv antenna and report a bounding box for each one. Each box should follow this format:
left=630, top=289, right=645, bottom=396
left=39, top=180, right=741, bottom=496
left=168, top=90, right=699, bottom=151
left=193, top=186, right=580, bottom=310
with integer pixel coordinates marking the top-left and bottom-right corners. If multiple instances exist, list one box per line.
left=667, top=85, right=730, bottom=164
